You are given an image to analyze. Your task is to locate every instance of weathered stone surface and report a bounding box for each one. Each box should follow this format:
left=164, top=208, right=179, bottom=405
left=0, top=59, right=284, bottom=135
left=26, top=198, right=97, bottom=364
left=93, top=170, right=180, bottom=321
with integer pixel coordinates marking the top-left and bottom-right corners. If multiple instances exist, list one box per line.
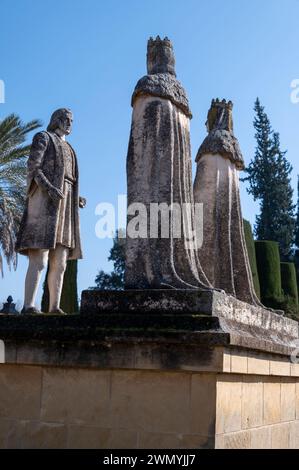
left=231, top=351, right=248, bottom=374
left=0, top=365, right=42, bottom=420
left=0, top=287, right=298, bottom=372
left=270, top=358, right=291, bottom=376
left=16, top=110, right=82, bottom=260
left=247, top=352, right=270, bottom=375
left=190, top=374, right=216, bottom=435
left=138, top=432, right=213, bottom=449
left=109, top=370, right=191, bottom=434
left=0, top=419, right=22, bottom=449
left=216, top=430, right=251, bottom=449
left=80, top=289, right=299, bottom=356
left=20, top=421, right=67, bottom=449
left=193, top=99, right=263, bottom=307
left=223, top=349, right=231, bottom=372
left=263, top=379, right=281, bottom=425
left=125, top=36, right=210, bottom=290
left=271, top=422, right=290, bottom=449
left=196, top=99, right=244, bottom=170
left=216, top=375, right=242, bottom=434
left=289, top=421, right=299, bottom=449
left=280, top=379, right=296, bottom=422
left=0, top=361, right=298, bottom=449
left=41, top=368, right=111, bottom=425
left=250, top=426, right=272, bottom=449
left=68, top=425, right=138, bottom=449
left=241, top=376, right=263, bottom=429
left=132, top=73, right=192, bottom=118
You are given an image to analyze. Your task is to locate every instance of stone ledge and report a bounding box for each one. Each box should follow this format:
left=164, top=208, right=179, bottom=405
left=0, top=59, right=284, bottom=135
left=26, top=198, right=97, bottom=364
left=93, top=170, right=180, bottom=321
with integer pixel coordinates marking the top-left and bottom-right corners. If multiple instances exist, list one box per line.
left=81, top=289, right=299, bottom=339
left=0, top=289, right=297, bottom=370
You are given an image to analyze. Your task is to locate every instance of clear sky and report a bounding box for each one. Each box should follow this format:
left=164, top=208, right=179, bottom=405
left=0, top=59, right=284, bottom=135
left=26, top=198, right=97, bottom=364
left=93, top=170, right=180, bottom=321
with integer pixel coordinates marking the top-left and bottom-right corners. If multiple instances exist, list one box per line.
left=1, top=0, right=299, bottom=308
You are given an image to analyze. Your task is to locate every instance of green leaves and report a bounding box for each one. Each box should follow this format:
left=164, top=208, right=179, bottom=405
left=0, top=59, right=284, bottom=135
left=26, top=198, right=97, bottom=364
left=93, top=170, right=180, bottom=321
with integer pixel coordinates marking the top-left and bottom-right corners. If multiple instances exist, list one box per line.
left=93, top=229, right=126, bottom=290
left=0, top=113, right=41, bottom=275
left=243, top=99, right=295, bottom=260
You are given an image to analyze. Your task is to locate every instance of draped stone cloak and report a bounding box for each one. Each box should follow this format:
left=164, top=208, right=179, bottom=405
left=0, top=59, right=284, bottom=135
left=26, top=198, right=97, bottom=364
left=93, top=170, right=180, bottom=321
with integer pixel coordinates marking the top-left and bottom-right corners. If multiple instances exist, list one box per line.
left=125, top=73, right=212, bottom=289
left=193, top=103, right=261, bottom=305
left=15, top=131, right=82, bottom=260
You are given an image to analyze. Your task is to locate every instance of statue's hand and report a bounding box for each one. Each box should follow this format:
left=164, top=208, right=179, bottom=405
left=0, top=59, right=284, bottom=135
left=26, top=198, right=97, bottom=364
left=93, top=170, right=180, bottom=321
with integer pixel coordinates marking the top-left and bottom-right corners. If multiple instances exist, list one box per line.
left=48, top=186, right=64, bottom=204
left=79, top=196, right=87, bottom=208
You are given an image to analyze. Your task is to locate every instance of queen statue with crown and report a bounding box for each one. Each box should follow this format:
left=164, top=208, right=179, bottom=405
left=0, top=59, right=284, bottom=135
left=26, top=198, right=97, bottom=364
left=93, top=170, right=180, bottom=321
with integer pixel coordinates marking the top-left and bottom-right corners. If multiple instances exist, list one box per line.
left=193, top=99, right=262, bottom=305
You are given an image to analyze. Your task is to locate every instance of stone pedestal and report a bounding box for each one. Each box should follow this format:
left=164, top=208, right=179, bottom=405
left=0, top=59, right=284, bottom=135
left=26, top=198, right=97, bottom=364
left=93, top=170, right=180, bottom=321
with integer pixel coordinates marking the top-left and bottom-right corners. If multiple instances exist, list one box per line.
left=0, top=290, right=298, bottom=449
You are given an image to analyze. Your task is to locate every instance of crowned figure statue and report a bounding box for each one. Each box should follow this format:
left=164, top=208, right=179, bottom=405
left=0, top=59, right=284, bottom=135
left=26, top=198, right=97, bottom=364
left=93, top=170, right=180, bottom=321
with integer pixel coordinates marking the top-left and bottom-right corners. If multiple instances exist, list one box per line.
left=193, top=99, right=261, bottom=305
left=125, top=36, right=211, bottom=290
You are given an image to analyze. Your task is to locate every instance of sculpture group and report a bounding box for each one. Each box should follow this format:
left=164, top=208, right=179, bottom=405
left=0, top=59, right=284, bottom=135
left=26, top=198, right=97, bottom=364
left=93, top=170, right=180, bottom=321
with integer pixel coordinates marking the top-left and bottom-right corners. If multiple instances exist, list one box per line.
left=125, top=36, right=260, bottom=305
left=16, top=36, right=261, bottom=313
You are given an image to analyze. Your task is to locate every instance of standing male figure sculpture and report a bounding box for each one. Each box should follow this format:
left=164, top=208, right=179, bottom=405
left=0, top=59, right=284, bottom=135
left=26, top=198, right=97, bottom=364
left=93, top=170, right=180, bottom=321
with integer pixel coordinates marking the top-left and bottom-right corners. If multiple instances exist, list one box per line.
left=16, top=108, right=86, bottom=314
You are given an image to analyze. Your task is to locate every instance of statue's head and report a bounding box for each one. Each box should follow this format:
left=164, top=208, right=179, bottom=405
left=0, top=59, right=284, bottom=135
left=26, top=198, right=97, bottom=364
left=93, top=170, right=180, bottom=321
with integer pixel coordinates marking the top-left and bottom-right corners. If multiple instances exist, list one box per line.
left=47, top=108, right=73, bottom=135
left=147, top=36, right=176, bottom=76
left=206, top=99, right=233, bottom=133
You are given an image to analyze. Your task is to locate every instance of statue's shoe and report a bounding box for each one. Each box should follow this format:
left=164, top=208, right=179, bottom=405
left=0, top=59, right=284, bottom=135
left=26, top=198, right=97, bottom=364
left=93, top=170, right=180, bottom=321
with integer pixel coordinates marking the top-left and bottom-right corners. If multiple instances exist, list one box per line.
left=21, top=306, right=42, bottom=315
left=48, top=308, right=67, bottom=315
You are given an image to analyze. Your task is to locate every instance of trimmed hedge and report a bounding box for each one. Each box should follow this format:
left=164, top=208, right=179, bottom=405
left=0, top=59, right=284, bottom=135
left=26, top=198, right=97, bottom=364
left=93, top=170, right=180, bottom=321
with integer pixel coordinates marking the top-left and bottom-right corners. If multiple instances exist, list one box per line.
left=41, top=260, right=79, bottom=313
left=255, top=240, right=283, bottom=308
left=60, top=260, right=79, bottom=313
left=280, top=262, right=298, bottom=318
left=243, top=219, right=261, bottom=299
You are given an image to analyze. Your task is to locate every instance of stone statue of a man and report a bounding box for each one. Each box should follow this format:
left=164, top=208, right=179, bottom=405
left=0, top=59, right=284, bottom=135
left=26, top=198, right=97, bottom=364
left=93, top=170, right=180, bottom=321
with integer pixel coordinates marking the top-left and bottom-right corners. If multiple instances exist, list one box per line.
left=16, top=108, right=86, bottom=314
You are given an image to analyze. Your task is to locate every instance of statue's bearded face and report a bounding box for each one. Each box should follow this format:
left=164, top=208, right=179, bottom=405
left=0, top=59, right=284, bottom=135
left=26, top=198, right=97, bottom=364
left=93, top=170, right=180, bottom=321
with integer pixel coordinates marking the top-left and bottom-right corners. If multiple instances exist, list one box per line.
left=58, top=113, right=73, bottom=135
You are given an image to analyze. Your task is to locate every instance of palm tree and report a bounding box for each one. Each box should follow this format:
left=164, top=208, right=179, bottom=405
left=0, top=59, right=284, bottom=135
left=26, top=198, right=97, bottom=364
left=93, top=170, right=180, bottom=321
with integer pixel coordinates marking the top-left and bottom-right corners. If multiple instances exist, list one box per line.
left=0, top=114, right=41, bottom=275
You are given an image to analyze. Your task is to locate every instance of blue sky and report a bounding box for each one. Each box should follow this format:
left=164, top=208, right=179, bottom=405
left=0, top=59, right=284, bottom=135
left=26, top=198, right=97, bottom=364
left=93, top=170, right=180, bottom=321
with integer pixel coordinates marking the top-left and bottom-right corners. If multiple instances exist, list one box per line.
left=1, top=0, right=299, bottom=307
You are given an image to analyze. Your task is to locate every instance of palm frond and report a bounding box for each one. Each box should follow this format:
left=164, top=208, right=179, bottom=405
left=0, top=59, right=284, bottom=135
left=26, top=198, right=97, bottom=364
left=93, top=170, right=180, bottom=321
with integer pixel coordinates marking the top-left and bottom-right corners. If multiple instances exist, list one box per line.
left=0, top=113, right=41, bottom=274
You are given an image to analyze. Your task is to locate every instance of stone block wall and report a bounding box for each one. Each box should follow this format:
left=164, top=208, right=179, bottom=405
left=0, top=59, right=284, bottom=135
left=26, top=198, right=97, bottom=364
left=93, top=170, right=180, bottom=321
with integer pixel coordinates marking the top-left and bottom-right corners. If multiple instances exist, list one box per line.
left=0, top=350, right=299, bottom=449
left=215, top=375, right=299, bottom=448
left=0, top=365, right=216, bottom=449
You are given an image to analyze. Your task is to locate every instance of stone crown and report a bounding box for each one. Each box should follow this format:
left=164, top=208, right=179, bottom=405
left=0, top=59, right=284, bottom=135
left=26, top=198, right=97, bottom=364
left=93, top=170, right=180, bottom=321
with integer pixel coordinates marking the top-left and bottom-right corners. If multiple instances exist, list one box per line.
left=147, top=35, right=176, bottom=76
left=211, top=98, right=233, bottom=111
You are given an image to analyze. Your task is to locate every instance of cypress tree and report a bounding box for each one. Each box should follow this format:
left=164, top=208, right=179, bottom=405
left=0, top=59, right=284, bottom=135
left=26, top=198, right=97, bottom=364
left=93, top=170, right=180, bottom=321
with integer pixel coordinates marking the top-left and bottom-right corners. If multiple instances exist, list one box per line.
left=243, top=219, right=261, bottom=298
left=255, top=240, right=283, bottom=308
left=293, top=175, right=299, bottom=294
left=243, top=99, right=295, bottom=260
left=295, top=175, right=299, bottom=249
left=41, top=260, right=79, bottom=313
left=280, top=262, right=298, bottom=307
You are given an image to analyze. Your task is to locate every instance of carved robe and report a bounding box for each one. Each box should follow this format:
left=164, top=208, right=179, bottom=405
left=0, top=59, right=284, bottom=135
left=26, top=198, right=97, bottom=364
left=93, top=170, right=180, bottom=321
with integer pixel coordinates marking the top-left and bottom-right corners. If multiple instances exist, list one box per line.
left=16, top=131, right=82, bottom=259
left=193, top=104, right=261, bottom=305
left=125, top=73, right=211, bottom=289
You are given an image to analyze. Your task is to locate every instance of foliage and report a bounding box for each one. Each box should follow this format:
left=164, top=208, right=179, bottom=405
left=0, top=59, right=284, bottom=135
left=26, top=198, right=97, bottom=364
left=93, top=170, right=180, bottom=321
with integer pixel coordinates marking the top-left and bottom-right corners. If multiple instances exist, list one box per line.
left=0, top=114, right=41, bottom=274
left=93, top=229, right=125, bottom=290
left=243, top=99, right=295, bottom=260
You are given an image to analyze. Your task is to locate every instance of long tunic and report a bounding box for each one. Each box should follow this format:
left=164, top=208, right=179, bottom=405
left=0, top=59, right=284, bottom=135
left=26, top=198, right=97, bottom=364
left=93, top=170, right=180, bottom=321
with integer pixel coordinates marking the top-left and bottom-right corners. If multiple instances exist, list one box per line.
left=194, top=130, right=261, bottom=305
left=125, top=73, right=211, bottom=290
left=56, top=140, right=76, bottom=249
left=16, top=131, right=82, bottom=259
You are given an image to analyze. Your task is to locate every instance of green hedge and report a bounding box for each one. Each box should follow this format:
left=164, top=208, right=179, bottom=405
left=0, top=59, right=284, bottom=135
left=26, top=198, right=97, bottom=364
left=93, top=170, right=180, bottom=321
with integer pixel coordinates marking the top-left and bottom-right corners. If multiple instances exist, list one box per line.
left=60, top=260, right=79, bottom=313
left=255, top=240, right=283, bottom=308
left=41, top=260, right=79, bottom=313
left=243, top=219, right=261, bottom=299
left=280, top=262, right=298, bottom=318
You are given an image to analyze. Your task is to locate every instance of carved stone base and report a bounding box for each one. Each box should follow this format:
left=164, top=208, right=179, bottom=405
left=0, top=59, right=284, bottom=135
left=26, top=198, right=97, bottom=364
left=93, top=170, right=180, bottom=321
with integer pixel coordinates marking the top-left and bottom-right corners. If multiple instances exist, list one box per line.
left=0, top=290, right=298, bottom=449
left=80, top=289, right=299, bottom=356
